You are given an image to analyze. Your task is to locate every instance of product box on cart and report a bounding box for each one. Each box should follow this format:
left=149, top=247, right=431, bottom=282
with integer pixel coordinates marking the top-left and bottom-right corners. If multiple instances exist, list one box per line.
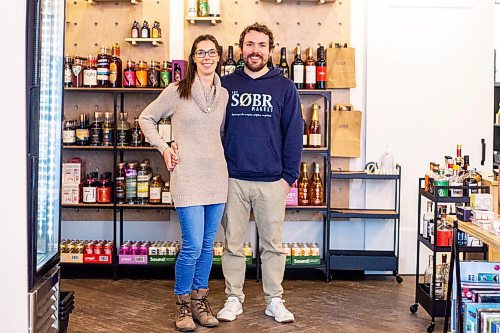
left=119, top=255, right=148, bottom=265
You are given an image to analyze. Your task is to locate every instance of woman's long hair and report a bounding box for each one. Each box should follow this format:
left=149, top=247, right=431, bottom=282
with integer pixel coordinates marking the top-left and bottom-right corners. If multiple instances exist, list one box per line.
left=177, top=34, right=221, bottom=100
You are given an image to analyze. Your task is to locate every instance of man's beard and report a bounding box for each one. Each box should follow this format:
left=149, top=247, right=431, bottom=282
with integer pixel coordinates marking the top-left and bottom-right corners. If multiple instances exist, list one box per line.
left=244, top=53, right=266, bottom=72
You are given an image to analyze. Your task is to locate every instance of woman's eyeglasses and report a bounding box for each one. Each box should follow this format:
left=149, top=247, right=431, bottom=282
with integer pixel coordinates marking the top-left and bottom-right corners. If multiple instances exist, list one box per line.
left=194, top=49, right=218, bottom=58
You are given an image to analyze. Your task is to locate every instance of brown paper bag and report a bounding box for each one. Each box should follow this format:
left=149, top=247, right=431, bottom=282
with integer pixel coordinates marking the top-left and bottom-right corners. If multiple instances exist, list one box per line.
left=326, top=42, right=356, bottom=88
left=330, top=104, right=362, bottom=157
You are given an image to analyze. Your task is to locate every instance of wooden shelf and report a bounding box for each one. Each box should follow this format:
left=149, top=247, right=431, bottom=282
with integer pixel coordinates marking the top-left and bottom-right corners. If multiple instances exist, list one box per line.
left=88, top=0, right=141, bottom=4
left=63, top=146, right=114, bottom=150
left=64, top=87, right=164, bottom=93
left=262, top=0, right=335, bottom=4
left=330, top=209, right=399, bottom=219
left=185, top=17, right=221, bottom=25
left=124, top=38, right=162, bottom=47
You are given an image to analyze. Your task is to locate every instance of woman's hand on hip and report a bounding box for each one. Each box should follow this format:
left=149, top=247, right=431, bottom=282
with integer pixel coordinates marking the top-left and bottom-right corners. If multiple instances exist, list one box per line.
left=164, top=144, right=179, bottom=171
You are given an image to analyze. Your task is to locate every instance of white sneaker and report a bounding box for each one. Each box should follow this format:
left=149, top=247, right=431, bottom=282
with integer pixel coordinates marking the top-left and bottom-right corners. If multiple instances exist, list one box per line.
left=265, top=298, right=295, bottom=323
left=217, top=296, right=243, bottom=322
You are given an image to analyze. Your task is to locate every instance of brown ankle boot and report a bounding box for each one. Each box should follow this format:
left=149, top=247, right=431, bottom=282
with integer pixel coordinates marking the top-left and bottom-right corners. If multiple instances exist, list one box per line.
left=175, top=294, right=196, bottom=332
left=191, top=289, right=219, bottom=328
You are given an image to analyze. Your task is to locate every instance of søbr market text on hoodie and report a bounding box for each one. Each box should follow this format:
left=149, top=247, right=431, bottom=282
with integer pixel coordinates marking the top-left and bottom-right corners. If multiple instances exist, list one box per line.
left=221, top=68, right=303, bottom=186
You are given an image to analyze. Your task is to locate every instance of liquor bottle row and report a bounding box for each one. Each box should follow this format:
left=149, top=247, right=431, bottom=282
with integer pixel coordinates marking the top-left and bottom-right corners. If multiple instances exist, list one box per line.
left=64, top=44, right=176, bottom=89
left=187, top=0, right=221, bottom=18
left=302, top=103, right=322, bottom=147
left=130, top=20, right=162, bottom=39
left=63, top=111, right=172, bottom=147
left=424, top=253, right=449, bottom=300
left=296, top=162, right=324, bottom=206
left=61, top=159, right=173, bottom=205
left=218, top=44, right=327, bottom=90
left=421, top=203, right=471, bottom=247
left=424, top=144, right=483, bottom=197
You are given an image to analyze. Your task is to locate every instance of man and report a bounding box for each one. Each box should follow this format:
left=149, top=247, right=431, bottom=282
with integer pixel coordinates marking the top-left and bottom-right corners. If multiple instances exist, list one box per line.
left=217, top=22, right=302, bottom=324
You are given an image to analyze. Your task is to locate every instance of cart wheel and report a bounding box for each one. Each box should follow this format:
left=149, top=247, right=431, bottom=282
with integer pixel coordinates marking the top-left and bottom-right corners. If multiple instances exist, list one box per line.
left=396, top=275, right=403, bottom=284
left=409, top=303, right=418, bottom=314
left=426, top=322, right=435, bottom=333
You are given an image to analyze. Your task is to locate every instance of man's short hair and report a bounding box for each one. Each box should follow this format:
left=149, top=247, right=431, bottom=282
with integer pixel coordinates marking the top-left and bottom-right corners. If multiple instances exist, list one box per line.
left=238, top=22, right=274, bottom=51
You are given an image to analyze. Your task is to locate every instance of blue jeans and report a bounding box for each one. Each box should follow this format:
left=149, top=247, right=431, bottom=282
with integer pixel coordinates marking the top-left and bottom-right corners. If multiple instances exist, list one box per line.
left=174, top=203, right=225, bottom=295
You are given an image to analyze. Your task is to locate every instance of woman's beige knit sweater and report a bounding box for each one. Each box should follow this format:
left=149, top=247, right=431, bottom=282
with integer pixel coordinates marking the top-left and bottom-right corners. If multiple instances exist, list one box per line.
left=139, top=74, right=229, bottom=207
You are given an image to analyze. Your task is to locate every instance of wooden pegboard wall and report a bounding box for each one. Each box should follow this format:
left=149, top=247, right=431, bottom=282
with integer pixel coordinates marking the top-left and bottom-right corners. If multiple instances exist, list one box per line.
left=65, top=0, right=170, bottom=62
left=184, top=0, right=350, bottom=63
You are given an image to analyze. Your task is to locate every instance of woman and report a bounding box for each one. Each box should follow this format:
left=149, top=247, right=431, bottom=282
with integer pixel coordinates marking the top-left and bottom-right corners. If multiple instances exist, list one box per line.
left=139, top=35, right=228, bottom=332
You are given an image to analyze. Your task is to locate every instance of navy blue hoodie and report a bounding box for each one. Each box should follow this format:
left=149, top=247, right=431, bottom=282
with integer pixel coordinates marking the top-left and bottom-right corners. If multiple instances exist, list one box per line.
left=221, top=68, right=302, bottom=186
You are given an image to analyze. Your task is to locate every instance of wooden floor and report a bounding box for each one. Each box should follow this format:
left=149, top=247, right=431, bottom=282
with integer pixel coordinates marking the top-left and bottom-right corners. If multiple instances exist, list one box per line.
left=61, top=273, right=442, bottom=333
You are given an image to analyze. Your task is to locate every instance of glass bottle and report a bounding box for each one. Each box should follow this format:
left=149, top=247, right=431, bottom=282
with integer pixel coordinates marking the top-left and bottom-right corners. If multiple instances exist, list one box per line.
left=224, top=46, right=237, bottom=76
left=309, top=162, right=324, bottom=206
left=125, top=162, right=138, bottom=204
left=83, top=55, right=97, bottom=88
left=137, top=162, right=151, bottom=204
left=82, top=172, right=99, bottom=204
left=115, top=162, right=126, bottom=204
left=173, top=64, right=182, bottom=83
left=160, top=61, right=171, bottom=88
left=441, top=253, right=449, bottom=299
left=136, top=61, right=148, bottom=88
left=455, top=144, right=463, bottom=168
left=131, top=20, right=139, bottom=38
left=141, top=20, right=150, bottom=38
left=152, top=21, right=160, bottom=39
left=123, top=60, right=136, bottom=88
left=161, top=180, right=172, bottom=204
left=298, top=162, right=310, bottom=206
left=236, top=53, right=245, bottom=71
left=208, top=0, right=220, bottom=17
left=149, top=175, right=162, bottom=204
left=316, top=46, right=327, bottom=89
left=291, top=45, right=304, bottom=89
left=158, top=117, right=172, bottom=143
left=130, top=117, right=144, bottom=147
left=424, top=255, right=433, bottom=289
left=71, top=57, right=84, bottom=88
left=449, top=164, right=463, bottom=197
left=97, top=172, right=113, bottom=204
left=308, top=104, right=321, bottom=148
left=109, top=44, right=122, bottom=88
left=216, top=45, right=223, bottom=76
left=304, top=47, right=316, bottom=90
left=90, top=111, right=103, bottom=146
left=97, top=45, right=110, bottom=88
left=463, top=169, right=479, bottom=195
left=102, top=112, right=114, bottom=146
left=64, top=54, right=73, bottom=87
left=278, top=47, right=289, bottom=78
left=148, top=60, right=160, bottom=88
left=76, top=113, right=90, bottom=146
left=117, top=112, right=130, bottom=146
left=187, top=0, right=197, bottom=17
left=267, top=54, right=274, bottom=69
left=62, top=120, right=76, bottom=145
left=301, top=104, right=308, bottom=147
left=434, top=169, right=449, bottom=198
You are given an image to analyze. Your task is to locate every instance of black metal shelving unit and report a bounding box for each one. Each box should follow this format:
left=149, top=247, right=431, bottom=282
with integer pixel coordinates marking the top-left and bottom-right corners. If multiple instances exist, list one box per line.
left=328, top=165, right=402, bottom=283
left=410, top=179, right=489, bottom=333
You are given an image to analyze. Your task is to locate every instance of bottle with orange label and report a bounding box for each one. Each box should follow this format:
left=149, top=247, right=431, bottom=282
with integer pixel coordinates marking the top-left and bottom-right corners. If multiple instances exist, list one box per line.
left=109, top=44, right=122, bottom=88
left=136, top=61, right=148, bottom=88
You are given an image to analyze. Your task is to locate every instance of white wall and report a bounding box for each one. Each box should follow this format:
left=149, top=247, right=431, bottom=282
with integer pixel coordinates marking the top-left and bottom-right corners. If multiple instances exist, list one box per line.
left=0, top=1, right=28, bottom=331
left=364, top=0, right=494, bottom=274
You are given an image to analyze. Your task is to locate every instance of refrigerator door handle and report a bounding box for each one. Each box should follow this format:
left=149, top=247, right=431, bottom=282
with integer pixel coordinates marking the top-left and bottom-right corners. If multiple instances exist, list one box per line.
left=481, top=138, right=486, bottom=166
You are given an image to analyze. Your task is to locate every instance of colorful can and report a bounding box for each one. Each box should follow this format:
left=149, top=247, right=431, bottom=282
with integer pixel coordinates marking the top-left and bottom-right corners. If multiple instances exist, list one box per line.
left=85, top=242, right=94, bottom=255
left=243, top=242, right=253, bottom=257
left=291, top=243, right=301, bottom=256
left=94, top=242, right=104, bottom=255
left=75, top=242, right=85, bottom=254
left=197, top=0, right=209, bottom=17
left=104, top=243, right=114, bottom=255
left=281, top=242, right=291, bottom=257
left=310, top=242, right=320, bottom=256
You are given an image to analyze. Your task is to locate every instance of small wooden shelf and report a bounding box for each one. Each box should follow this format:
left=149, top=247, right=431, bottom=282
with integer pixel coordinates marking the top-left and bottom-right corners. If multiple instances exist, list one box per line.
left=185, top=17, right=221, bottom=25
left=88, top=0, right=142, bottom=4
left=124, top=38, right=162, bottom=47
left=262, top=0, right=335, bottom=4
left=64, top=87, right=164, bottom=93
left=63, top=146, right=114, bottom=150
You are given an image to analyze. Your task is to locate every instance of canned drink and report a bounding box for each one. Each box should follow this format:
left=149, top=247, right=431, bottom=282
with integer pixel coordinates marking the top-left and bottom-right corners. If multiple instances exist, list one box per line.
left=299, top=243, right=309, bottom=256
left=139, top=243, right=149, bottom=255
left=311, top=243, right=320, bottom=256
left=76, top=242, right=85, bottom=254
left=85, top=242, right=94, bottom=255
left=291, top=243, right=301, bottom=256
left=213, top=242, right=224, bottom=256
left=281, top=242, right=291, bottom=257
left=197, top=0, right=209, bottom=17
left=60, top=242, right=67, bottom=253
left=104, top=243, right=114, bottom=255
left=119, top=243, right=131, bottom=255
left=94, top=242, right=104, bottom=255
left=243, top=242, right=253, bottom=257
left=159, top=243, right=168, bottom=255
left=149, top=244, right=158, bottom=256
